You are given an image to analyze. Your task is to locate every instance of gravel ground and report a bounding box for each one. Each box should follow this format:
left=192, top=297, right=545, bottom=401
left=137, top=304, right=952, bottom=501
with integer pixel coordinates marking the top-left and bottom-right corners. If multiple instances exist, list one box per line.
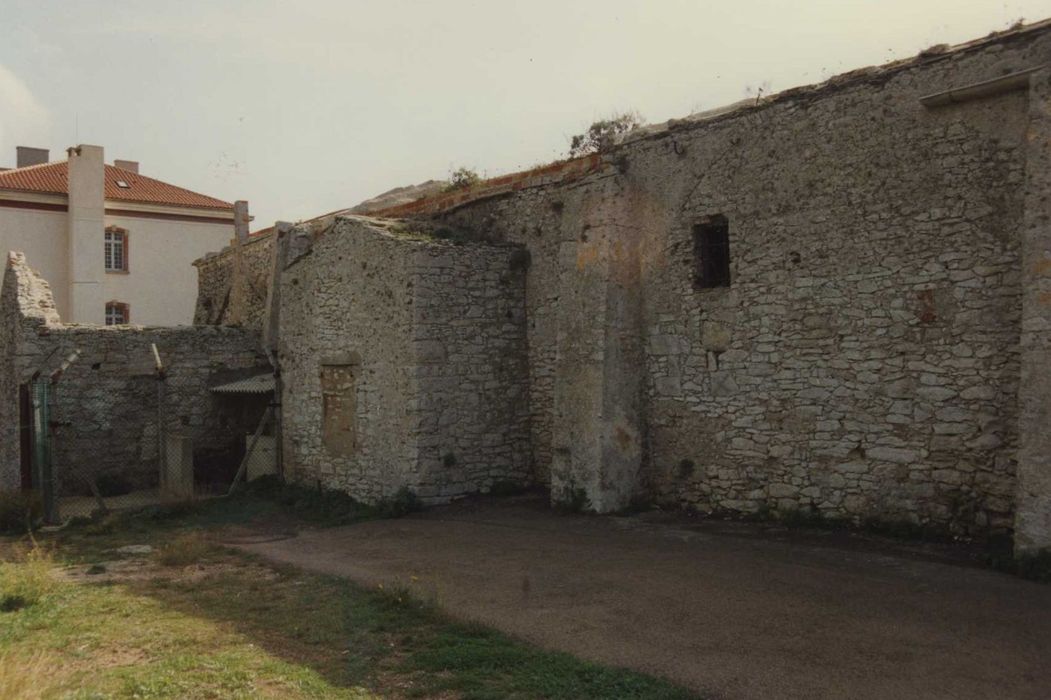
left=233, top=498, right=1051, bottom=700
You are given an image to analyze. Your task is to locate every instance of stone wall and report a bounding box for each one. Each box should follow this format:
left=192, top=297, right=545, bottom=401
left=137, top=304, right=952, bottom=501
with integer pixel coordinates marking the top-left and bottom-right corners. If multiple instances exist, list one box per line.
left=411, top=231, right=532, bottom=499
left=432, top=25, right=1051, bottom=541
left=193, top=232, right=274, bottom=332
left=0, top=252, right=61, bottom=490
left=0, top=253, right=267, bottom=494
left=1016, top=69, right=1051, bottom=552
left=173, top=23, right=1051, bottom=551
left=278, top=217, right=531, bottom=503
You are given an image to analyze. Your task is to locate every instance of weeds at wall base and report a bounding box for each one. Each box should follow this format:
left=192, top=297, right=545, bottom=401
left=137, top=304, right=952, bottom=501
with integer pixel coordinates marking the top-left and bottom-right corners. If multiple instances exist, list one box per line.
left=487, top=480, right=529, bottom=498
left=683, top=501, right=1050, bottom=584
left=552, top=481, right=591, bottom=514
left=54, top=475, right=423, bottom=536
left=0, top=491, right=42, bottom=534
left=986, top=549, right=1051, bottom=583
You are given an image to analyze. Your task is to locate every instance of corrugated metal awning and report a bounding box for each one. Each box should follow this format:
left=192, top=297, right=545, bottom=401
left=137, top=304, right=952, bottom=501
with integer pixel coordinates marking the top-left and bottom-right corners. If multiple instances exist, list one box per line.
left=210, top=373, right=275, bottom=395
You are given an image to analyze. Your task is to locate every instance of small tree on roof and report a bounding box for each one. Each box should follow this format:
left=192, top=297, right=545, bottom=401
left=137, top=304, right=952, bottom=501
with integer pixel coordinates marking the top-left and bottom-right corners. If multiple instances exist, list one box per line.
left=444, top=167, right=482, bottom=192
left=568, top=111, right=644, bottom=158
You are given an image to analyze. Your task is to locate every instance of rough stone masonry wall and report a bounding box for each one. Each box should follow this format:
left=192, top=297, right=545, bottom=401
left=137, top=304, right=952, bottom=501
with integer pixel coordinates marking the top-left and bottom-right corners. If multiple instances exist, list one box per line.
left=411, top=237, right=532, bottom=500
left=0, top=253, right=266, bottom=494
left=278, top=217, right=530, bottom=504
left=279, top=220, right=420, bottom=501
left=193, top=232, right=274, bottom=332
left=0, top=252, right=61, bottom=490
left=438, top=26, right=1051, bottom=537
left=1016, top=68, right=1051, bottom=552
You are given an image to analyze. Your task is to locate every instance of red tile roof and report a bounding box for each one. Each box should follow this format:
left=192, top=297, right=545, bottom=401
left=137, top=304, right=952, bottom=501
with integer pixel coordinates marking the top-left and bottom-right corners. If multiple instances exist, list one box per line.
left=0, top=161, right=233, bottom=210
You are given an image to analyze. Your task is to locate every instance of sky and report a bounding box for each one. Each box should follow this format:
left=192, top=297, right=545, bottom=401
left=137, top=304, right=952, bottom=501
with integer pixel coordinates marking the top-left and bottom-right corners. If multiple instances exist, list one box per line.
left=0, top=1, right=1047, bottom=227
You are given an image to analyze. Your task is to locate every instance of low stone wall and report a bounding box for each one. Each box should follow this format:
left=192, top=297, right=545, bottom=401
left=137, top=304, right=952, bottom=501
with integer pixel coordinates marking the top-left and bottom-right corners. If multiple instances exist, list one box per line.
left=0, top=253, right=267, bottom=494
left=279, top=217, right=531, bottom=503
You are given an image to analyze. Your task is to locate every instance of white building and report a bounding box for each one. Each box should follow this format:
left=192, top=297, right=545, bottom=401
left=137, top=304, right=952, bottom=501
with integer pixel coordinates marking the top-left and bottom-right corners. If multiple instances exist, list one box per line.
left=0, top=144, right=246, bottom=325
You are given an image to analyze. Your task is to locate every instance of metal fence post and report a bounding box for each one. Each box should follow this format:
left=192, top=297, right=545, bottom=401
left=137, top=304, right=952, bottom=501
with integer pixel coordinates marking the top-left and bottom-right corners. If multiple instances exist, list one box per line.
left=273, top=366, right=283, bottom=480
left=153, top=344, right=167, bottom=493
left=157, top=377, right=166, bottom=492
left=31, top=379, right=56, bottom=524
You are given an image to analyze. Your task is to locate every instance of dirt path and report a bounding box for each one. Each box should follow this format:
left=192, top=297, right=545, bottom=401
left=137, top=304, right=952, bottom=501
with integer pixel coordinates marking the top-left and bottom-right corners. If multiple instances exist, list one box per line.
left=232, top=500, right=1051, bottom=700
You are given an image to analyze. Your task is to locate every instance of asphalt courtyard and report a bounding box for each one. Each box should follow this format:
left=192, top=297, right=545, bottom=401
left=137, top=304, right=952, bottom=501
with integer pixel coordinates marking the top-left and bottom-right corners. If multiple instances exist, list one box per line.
left=234, top=498, right=1051, bottom=699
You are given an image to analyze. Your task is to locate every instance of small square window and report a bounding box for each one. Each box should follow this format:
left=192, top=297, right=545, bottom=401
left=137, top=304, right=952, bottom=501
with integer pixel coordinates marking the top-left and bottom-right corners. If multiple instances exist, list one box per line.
left=105, top=301, right=129, bottom=326
left=693, top=216, right=731, bottom=289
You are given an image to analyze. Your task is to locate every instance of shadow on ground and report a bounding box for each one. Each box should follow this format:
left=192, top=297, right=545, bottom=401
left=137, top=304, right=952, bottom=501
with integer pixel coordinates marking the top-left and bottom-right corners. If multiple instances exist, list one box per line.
left=46, top=501, right=698, bottom=699
left=228, top=495, right=1051, bottom=700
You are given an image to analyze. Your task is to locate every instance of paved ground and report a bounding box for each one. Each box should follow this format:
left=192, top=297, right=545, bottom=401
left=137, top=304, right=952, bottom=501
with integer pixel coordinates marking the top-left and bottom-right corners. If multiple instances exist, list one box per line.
left=233, top=498, right=1051, bottom=699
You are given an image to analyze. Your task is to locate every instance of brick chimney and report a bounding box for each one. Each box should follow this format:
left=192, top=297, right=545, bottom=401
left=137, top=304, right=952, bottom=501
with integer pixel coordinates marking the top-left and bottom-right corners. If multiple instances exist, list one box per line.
left=16, top=146, right=49, bottom=168
left=114, top=159, right=139, bottom=174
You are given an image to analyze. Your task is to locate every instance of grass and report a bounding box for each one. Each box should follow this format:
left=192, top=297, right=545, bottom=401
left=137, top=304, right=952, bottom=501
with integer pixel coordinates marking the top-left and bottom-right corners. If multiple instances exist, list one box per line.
left=0, top=650, right=60, bottom=700
left=156, top=531, right=212, bottom=567
left=0, top=488, right=698, bottom=699
left=61, top=476, right=419, bottom=542
left=0, top=542, right=57, bottom=612
left=0, top=490, right=42, bottom=534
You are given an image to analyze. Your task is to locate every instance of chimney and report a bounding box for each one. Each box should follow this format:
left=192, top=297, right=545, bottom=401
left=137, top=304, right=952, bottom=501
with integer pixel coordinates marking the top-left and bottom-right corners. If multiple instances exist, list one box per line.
left=67, top=145, right=106, bottom=324
left=233, top=201, right=250, bottom=243
left=114, top=159, right=139, bottom=174
left=16, top=146, right=49, bottom=168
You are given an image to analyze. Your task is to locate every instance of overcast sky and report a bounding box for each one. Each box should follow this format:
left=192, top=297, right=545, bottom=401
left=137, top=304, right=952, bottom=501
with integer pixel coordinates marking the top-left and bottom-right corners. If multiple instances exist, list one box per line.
left=1, top=1, right=1046, bottom=227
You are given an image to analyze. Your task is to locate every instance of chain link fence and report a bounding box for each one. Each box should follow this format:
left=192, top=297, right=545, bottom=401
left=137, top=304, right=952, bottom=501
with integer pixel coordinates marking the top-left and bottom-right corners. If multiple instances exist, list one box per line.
left=28, top=351, right=278, bottom=522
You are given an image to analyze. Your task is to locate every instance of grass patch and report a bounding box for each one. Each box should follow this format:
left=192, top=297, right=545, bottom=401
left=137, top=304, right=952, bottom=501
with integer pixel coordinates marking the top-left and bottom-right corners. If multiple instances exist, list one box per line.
left=230, top=476, right=420, bottom=525
left=0, top=650, right=60, bottom=700
left=0, top=491, right=41, bottom=534
left=60, top=477, right=420, bottom=545
left=0, top=543, right=57, bottom=612
left=0, top=503, right=698, bottom=699
left=156, top=531, right=211, bottom=567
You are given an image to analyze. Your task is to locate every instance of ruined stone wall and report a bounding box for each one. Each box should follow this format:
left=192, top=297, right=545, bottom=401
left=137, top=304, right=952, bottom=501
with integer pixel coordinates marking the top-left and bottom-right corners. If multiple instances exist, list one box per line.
left=0, top=252, right=61, bottom=490
left=279, top=220, right=419, bottom=501
left=193, top=232, right=274, bottom=332
left=278, top=217, right=530, bottom=503
left=43, top=326, right=266, bottom=494
left=438, top=27, right=1051, bottom=535
left=0, top=253, right=267, bottom=494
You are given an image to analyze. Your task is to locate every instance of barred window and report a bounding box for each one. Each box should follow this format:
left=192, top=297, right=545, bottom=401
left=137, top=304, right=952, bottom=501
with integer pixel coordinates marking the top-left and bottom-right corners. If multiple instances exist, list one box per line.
left=105, top=227, right=128, bottom=272
left=693, top=216, right=731, bottom=289
left=105, top=301, right=129, bottom=326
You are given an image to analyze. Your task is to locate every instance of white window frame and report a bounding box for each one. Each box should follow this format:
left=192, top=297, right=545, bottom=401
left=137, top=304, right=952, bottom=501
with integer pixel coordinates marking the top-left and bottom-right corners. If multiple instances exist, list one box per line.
left=105, top=227, right=128, bottom=273
left=105, top=301, right=129, bottom=326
